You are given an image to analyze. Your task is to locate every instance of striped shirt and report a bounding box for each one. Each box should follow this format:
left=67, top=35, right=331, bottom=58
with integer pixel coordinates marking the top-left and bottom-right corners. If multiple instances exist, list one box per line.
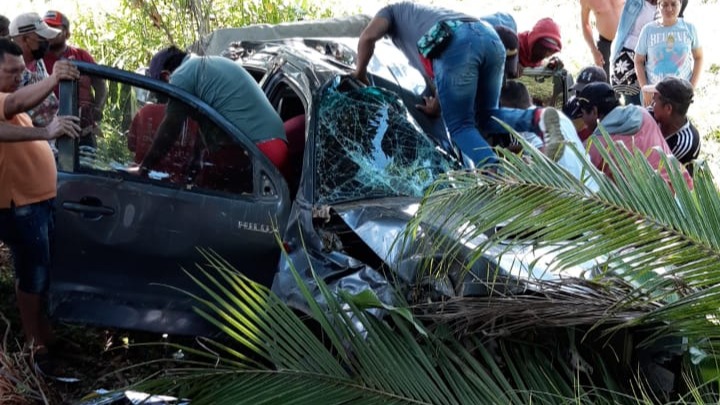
left=665, top=119, right=700, bottom=175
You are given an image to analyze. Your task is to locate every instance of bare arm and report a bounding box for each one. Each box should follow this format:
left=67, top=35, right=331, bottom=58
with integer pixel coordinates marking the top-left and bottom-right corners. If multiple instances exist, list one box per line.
left=353, top=16, right=391, bottom=84
left=580, top=0, right=604, bottom=67
left=140, top=103, right=185, bottom=170
left=2, top=60, right=80, bottom=118
left=690, top=47, right=703, bottom=88
left=91, top=76, right=108, bottom=120
left=634, top=53, right=650, bottom=106
left=0, top=116, right=80, bottom=142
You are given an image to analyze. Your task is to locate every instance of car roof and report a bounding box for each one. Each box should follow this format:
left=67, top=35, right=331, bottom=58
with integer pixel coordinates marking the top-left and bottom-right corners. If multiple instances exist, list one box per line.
left=190, top=15, right=372, bottom=57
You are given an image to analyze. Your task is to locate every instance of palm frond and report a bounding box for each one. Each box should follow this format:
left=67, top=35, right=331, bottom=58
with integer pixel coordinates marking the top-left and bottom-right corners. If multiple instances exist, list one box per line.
left=405, top=129, right=720, bottom=354
left=135, top=249, right=658, bottom=404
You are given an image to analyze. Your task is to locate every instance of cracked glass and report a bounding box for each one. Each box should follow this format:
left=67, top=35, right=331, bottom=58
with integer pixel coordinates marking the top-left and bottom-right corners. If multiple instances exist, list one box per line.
left=315, top=82, right=460, bottom=205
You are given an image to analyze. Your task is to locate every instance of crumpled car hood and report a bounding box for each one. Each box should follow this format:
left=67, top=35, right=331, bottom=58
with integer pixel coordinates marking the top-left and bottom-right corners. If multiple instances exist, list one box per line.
left=331, top=198, right=420, bottom=267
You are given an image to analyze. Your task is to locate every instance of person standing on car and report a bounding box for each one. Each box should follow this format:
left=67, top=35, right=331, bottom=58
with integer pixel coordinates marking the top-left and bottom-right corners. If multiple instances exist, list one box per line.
left=8, top=13, right=60, bottom=128
left=353, top=2, right=563, bottom=167
left=43, top=10, right=107, bottom=147
left=138, top=46, right=288, bottom=176
left=0, top=38, right=81, bottom=378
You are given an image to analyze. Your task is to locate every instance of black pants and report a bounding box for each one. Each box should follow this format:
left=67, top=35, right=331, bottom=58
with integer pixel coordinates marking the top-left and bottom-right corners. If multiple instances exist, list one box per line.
left=597, top=35, right=612, bottom=81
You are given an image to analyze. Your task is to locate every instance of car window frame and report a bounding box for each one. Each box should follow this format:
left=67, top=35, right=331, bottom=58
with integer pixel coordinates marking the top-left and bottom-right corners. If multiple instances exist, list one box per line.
left=58, top=61, right=290, bottom=200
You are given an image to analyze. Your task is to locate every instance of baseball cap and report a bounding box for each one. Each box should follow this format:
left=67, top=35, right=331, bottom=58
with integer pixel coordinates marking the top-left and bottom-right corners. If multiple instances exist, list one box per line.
left=642, top=76, right=694, bottom=106
left=570, top=66, right=607, bottom=92
left=494, top=25, right=519, bottom=79
left=148, top=46, right=186, bottom=80
left=563, top=96, right=582, bottom=119
left=9, top=12, right=60, bottom=39
left=43, top=10, right=70, bottom=30
left=572, top=82, right=618, bottom=116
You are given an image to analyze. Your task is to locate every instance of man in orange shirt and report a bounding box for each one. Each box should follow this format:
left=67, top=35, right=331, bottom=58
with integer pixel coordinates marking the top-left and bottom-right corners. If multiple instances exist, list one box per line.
left=0, top=38, right=79, bottom=379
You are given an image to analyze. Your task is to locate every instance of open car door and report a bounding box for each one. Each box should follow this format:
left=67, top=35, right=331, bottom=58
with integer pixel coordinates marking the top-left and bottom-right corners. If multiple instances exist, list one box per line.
left=51, top=62, right=290, bottom=335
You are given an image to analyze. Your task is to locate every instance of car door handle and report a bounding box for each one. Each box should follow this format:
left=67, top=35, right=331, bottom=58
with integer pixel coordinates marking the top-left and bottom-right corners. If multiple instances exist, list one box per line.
left=62, top=201, right=115, bottom=216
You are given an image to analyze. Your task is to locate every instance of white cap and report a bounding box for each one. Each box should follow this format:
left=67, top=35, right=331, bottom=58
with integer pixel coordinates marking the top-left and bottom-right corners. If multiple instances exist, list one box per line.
left=9, top=12, right=60, bottom=39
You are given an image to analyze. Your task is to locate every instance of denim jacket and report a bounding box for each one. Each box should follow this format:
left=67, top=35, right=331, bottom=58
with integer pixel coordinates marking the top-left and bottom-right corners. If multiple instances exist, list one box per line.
left=480, top=12, right=517, bottom=33
left=611, top=0, right=644, bottom=62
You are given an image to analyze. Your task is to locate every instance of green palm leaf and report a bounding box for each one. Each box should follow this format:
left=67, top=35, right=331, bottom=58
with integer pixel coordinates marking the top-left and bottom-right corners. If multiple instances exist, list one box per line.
left=405, top=128, right=720, bottom=355
left=134, top=248, right=659, bottom=404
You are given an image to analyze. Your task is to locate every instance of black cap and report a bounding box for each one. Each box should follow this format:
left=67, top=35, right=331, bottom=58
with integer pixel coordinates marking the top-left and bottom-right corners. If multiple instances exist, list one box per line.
left=643, top=76, right=694, bottom=107
left=564, top=96, right=582, bottom=119
left=572, top=81, right=618, bottom=116
left=570, top=65, right=607, bottom=92
left=494, top=25, right=519, bottom=79
left=148, top=46, right=186, bottom=80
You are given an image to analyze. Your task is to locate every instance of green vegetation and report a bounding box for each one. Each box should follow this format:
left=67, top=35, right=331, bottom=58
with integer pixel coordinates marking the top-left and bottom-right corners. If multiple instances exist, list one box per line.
left=127, top=133, right=720, bottom=403
left=67, top=0, right=336, bottom=167
left=71, top=0, right=333, bottom=73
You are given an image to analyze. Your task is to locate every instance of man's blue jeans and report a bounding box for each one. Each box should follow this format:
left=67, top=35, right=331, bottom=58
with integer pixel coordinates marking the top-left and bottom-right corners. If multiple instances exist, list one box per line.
left=0, top=199, right=55, bottom=294
left=433, top=22, right=537, bottom=167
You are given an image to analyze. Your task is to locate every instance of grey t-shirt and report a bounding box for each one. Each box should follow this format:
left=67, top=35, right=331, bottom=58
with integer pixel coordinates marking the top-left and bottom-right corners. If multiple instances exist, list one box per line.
left=170, top=55, right=286, bottom=143
left=376, top=2, right=475, bottom=74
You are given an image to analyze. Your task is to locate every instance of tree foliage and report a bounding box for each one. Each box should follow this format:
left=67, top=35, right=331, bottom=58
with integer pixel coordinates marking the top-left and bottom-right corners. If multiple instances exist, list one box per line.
left=71, top=0, right=334, bottom=72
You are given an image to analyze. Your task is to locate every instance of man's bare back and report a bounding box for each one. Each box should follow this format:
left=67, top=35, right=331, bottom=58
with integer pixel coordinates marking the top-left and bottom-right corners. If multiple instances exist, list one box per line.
left=580, top=0, right=624, bottom=40
left=580, top=0, right=625, bottom=75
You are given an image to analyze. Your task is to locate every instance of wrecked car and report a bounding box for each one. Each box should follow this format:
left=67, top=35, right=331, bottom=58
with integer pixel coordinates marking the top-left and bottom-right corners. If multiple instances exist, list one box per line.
left=50, top=17, right=576, bottom=335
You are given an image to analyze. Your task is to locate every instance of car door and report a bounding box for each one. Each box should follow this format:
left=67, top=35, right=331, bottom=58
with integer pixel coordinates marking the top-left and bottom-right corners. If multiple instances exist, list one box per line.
left=51, top=62, right=291, bottom=335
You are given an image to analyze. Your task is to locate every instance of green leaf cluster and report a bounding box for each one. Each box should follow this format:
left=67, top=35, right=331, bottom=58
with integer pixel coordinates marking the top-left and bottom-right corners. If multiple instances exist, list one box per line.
left=71, top=0, right=334, bottom=72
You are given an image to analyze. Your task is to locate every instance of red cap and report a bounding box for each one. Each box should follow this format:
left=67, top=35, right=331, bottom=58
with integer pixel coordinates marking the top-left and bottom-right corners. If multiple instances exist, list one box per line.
left=43, top=10, right=69, bottom=29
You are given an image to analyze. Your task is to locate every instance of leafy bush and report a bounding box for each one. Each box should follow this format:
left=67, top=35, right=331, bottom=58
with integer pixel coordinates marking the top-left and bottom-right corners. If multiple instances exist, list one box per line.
left=72, top=0, right=334, bottom=72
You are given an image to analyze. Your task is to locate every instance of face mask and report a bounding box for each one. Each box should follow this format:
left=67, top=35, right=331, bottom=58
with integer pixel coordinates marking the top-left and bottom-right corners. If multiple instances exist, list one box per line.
left=49, top=40, right=65, bottom=53
left=31, top=40, right=49, bottom=60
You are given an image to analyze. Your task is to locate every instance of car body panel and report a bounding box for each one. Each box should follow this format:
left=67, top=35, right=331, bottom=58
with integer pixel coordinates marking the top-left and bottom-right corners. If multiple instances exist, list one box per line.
left=51, top=19, right=577, bottom=335
left=52, top=62, right=289, bottom=335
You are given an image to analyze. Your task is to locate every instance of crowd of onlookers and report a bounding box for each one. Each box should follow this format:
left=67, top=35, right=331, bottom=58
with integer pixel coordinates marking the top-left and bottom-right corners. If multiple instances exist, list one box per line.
left=0, top=0, right=704, bottom=381
left=350, top=1, right=700, bottom=189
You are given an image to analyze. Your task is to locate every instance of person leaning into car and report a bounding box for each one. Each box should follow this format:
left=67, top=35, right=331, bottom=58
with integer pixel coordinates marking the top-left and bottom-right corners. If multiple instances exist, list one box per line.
left=352, top=2, right=547, bottom=167
left=136, top=46, right=288, bottom=177
left=0, top=38, right=80, bottom=373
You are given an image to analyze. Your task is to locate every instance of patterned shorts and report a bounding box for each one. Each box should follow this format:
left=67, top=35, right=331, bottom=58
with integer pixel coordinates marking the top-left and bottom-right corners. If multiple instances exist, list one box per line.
left=610, top=48, right=641, bottom=96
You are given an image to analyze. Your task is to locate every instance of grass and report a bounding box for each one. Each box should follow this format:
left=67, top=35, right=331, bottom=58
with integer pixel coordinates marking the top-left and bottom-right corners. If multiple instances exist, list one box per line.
left=0, top=245, right=194, bottom=402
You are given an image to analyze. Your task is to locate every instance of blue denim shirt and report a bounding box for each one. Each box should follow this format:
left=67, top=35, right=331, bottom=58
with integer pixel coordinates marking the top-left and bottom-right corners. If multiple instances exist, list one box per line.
left=612, top=0, right=645, bottom=62
left=480, top=12, right=517, bottom=33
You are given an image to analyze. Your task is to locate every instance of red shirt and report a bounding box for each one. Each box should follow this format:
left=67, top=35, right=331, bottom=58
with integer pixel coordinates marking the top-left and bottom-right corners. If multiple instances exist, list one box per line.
left=128, top=104, right=198, bottom=183
left=44, top=46, right=96, bottom=107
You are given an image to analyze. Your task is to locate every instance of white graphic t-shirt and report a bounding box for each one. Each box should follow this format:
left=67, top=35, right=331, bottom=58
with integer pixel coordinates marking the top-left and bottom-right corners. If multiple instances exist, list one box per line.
left=635, top=19, right=700, bottom=84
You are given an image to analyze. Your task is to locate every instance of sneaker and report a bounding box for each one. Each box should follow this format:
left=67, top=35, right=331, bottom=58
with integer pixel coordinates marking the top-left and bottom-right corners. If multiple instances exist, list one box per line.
left=34, top=352, right=81, bottom=383
left=540, top=107, right=564, bottom=161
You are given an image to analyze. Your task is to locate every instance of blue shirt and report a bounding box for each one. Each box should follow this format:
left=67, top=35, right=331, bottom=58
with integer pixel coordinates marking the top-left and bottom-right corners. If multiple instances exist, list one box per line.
left=635, top=19, right=700, bottom=83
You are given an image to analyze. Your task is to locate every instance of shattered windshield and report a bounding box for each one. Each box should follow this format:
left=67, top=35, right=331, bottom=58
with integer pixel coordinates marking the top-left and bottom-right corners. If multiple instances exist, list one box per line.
left=315, top=82, right=459, bottom=205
